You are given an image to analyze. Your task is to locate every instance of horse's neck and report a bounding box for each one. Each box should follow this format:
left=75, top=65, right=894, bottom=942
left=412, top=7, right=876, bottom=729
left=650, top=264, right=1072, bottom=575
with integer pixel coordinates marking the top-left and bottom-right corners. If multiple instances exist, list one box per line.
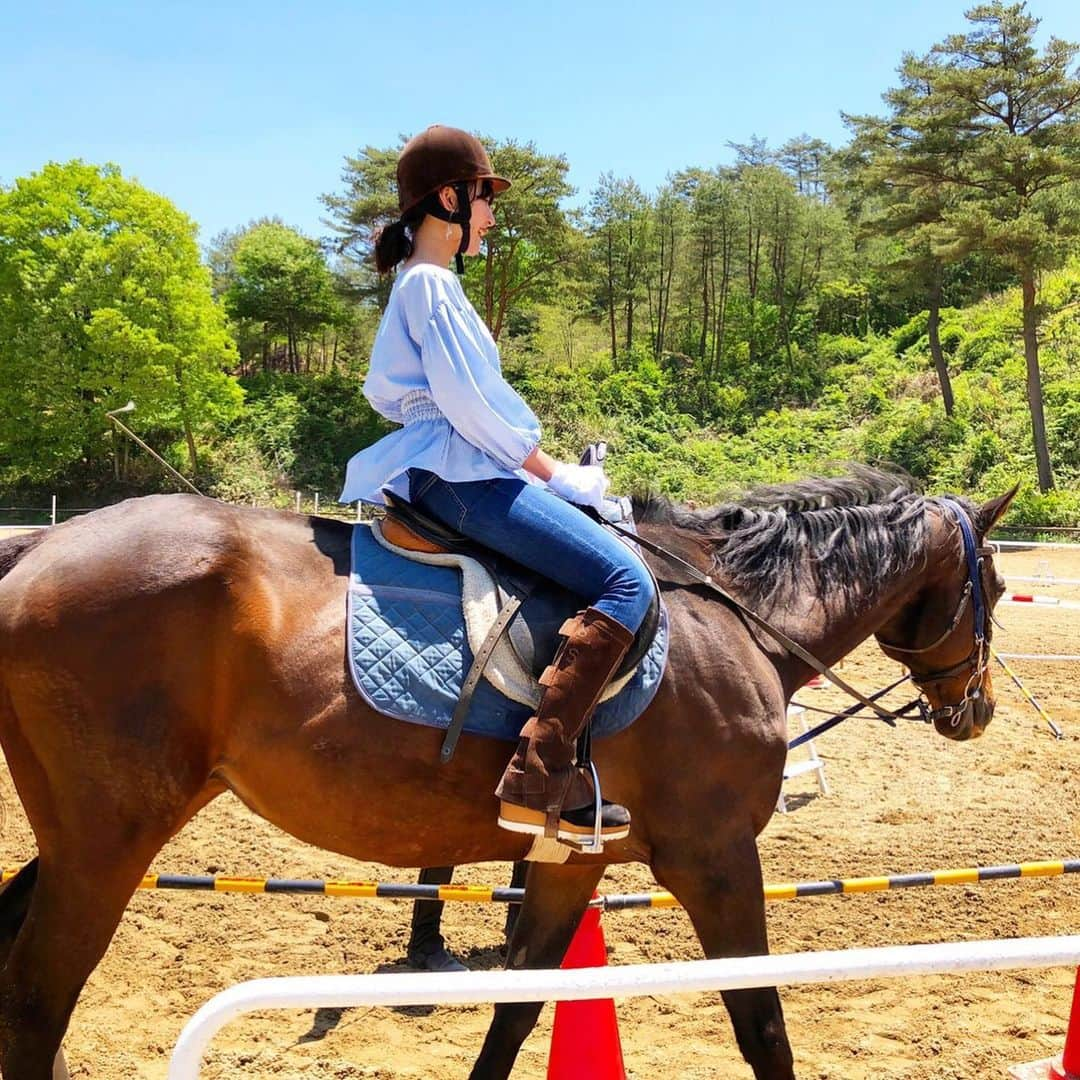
left=769, top=556, right=929, bottom=694
left=640, top=516, right=936, bottom=695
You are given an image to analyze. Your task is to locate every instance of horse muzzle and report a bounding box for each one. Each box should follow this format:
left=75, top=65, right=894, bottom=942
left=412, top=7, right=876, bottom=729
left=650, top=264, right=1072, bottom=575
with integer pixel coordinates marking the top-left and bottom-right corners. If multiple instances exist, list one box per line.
left=932, top=687, right=995, bottom=741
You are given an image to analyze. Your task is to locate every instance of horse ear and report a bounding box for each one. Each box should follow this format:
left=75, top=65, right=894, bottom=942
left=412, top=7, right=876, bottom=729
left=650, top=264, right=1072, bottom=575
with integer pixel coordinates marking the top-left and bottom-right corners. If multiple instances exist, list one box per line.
left=975, top=485, right=1019, bottom=536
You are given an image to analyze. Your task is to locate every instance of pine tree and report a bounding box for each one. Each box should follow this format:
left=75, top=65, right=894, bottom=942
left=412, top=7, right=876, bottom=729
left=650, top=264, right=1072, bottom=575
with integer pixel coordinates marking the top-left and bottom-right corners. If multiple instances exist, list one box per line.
left=845, top=1, right=1080, bottom=490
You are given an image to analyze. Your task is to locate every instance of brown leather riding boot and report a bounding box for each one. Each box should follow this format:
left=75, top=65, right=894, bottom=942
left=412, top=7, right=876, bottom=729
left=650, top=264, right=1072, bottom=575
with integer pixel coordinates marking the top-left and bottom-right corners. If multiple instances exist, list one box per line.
left=495, top=607, right=635, bottom=844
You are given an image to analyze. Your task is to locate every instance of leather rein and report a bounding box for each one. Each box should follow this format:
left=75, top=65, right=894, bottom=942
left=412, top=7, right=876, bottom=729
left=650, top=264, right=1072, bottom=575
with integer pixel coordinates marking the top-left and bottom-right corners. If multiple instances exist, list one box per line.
left=605, top=497, right=992, bottom=728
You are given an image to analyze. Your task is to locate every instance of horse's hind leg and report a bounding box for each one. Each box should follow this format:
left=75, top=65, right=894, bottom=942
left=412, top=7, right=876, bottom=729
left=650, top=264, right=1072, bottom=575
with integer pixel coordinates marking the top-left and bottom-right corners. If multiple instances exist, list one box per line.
left=0, top=860, right=69, bottom=1080
left=653, top=831, right=796, bottom=1080
left=469, top=861, right=604, bottom=1080
left=0, top=706, right=216, bottom=1079
left=0, top=828, right=185, bottom=1080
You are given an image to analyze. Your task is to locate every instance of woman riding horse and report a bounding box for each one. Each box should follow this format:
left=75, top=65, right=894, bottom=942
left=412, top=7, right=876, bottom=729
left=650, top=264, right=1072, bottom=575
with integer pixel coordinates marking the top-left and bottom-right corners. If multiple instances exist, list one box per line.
left=339, top=125, right=656, bottom=847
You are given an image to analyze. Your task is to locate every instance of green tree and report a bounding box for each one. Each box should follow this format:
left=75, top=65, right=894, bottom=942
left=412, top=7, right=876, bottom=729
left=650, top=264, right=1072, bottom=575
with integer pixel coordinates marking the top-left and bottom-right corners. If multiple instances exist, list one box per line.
left=466, top=138, right=575, bottom=342
left=670, top=168, right=739, bottom=388
left=587, top=173, right=651, bottom=359
left=221, top=222, right=340, bottom=374
left=320, top=144, right=400, bottom=310
left=645, top=183, right=685, bottom=360
left=845, top=1, right=1080, bottom=490
left=779, top=135, right=832, bottom=202
left=838, top=118, right=961, bottom=415
left=0, top=160, right=241, bottom=485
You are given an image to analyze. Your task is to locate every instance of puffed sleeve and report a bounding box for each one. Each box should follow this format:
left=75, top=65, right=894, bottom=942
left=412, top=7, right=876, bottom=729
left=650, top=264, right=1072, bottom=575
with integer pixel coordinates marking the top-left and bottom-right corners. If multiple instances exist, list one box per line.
left=421, top=300, right=541, bottom=470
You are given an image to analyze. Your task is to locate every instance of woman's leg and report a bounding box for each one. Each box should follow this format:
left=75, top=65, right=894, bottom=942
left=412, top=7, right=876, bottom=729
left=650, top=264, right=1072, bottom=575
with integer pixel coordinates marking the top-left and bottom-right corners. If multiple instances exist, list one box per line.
left=408, top=472, right=654, bottom=844
left=408, top=472, right=654, bottom=633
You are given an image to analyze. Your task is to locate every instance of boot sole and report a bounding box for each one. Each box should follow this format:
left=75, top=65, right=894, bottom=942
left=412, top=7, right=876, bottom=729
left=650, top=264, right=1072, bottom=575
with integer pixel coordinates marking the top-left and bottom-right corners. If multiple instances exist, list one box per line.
left=497, top=801, right=630, bottom=843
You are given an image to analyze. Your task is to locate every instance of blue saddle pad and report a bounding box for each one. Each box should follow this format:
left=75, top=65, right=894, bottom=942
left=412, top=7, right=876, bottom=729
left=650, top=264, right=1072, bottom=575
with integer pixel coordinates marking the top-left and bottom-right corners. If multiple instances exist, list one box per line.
left=347, top=524, right=668, bottom=741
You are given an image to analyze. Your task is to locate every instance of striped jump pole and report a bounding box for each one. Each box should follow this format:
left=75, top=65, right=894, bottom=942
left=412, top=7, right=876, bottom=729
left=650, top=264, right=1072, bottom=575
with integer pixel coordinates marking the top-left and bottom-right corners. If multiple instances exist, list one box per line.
left=5, top=859, right=1078, bottom=909
left=605, top=859, right=1080, bottom=910
left=992, top=647, right=1065, bottom=740
left=1003, top=597, right=1080, bottom=611
left=996, top=654, right=1080, bottom=663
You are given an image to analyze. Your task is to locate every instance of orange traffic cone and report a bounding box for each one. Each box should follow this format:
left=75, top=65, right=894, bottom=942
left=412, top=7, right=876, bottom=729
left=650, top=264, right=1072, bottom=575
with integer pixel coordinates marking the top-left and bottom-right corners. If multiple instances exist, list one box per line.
left=546, top=899, right=626, bottom=1080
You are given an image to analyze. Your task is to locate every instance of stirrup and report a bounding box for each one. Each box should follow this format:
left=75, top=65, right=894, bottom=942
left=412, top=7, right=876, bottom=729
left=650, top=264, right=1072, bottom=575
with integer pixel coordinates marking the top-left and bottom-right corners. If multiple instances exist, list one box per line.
left=496, top=765, right=630, bottom=853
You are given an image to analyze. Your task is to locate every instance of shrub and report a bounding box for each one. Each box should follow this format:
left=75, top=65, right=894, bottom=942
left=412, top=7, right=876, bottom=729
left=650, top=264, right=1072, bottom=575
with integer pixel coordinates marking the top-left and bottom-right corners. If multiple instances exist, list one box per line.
left=892, top=311, right=929, bottom=354
left=816, top=333, right=872, bottom=364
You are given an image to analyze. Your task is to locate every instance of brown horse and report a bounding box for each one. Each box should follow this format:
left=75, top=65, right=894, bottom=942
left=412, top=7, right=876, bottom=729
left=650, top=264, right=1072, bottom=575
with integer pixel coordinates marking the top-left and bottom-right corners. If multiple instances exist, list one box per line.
left=0, top=469, right=1012, bottom=1079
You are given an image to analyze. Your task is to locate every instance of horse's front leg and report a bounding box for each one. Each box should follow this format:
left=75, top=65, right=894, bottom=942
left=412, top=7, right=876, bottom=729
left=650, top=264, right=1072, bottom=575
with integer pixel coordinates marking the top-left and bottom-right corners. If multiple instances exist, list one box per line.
left=653, top=830, right=796, bottom=1080
left=469, top=861, right=604, bottom=1080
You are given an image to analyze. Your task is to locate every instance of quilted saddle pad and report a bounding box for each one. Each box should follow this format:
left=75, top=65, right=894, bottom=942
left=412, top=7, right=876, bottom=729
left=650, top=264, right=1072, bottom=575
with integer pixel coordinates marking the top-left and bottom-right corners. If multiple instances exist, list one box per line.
left=347, top=522, right=669, bottom=741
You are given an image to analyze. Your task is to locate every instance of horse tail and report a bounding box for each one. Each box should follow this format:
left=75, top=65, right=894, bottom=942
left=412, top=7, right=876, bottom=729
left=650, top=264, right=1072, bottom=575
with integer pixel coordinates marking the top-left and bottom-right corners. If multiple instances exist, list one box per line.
left=0, top=532, right=46, bottom=583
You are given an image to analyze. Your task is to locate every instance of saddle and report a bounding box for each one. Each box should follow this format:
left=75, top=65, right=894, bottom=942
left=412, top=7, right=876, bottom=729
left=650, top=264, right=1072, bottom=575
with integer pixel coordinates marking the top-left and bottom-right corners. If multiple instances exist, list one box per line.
left=345, top=507, right=665, bottom=768
left=381, top=491, right=661, bottom=684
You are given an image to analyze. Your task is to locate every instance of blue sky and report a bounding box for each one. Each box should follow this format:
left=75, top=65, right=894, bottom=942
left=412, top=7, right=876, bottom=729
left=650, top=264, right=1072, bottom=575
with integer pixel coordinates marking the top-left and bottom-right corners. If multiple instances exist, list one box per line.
left=6, top=0, right=1080, bottom=246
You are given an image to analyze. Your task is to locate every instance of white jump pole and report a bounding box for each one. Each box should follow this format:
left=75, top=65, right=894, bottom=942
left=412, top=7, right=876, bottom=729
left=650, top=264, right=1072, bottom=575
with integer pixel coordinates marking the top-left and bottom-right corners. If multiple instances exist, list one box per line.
left=993, top=540, right=1080, bottom=551
left=168, top=935, right=1080, bottom=1079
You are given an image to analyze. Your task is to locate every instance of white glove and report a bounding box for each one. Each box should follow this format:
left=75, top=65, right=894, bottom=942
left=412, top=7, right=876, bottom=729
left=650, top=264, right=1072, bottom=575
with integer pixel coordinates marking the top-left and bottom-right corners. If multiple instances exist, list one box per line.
left=547, top=462, right=610, bottom=511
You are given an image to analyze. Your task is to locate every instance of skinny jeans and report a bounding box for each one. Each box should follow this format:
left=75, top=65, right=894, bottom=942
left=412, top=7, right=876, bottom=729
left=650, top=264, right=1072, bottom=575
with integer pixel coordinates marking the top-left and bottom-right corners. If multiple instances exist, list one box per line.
left=407, top=470, right=654, bottom=633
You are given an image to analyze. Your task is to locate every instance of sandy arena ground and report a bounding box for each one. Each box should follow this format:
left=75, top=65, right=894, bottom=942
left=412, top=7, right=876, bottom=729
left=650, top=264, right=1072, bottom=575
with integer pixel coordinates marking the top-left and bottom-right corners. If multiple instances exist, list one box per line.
left=1, top=542, right=1078, bottom=1079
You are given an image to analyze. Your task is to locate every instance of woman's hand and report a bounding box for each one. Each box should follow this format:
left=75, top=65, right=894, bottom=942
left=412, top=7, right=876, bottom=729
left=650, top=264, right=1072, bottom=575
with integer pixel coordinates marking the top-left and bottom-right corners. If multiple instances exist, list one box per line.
left=547, top=462, right=610, bottom=511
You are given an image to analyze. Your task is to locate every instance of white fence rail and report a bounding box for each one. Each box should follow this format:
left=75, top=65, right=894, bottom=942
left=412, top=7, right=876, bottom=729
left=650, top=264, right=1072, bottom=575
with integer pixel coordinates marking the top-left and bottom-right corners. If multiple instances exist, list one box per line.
left=168, top=934, right=1080, bottom=1078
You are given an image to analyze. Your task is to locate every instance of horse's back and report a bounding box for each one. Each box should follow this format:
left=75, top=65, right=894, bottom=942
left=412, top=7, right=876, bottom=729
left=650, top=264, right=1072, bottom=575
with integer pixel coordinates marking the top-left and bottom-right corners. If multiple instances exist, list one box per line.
left=0, top=496, right=348, bottom=632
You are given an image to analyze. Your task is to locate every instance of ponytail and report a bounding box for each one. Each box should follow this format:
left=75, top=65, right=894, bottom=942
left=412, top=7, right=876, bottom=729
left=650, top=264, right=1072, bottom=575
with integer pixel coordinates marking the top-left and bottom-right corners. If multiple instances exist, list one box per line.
left=373, top=218, right=413, bottom=274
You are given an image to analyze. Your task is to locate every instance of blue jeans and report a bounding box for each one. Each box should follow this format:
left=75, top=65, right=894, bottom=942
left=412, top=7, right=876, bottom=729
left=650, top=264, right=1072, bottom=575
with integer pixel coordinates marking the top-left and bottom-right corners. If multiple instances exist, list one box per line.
left=407, top=470, right=654, bottom=633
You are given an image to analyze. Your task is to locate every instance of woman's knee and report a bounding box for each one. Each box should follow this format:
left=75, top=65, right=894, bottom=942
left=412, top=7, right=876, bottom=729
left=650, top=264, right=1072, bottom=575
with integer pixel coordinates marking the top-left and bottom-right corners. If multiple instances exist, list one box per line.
left=604, top=559, right=655, bottom=632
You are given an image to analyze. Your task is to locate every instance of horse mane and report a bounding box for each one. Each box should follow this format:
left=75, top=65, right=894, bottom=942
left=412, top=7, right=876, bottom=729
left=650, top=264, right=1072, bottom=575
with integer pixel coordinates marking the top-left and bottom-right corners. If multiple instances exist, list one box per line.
left=634, top=465, right=945, bottom=608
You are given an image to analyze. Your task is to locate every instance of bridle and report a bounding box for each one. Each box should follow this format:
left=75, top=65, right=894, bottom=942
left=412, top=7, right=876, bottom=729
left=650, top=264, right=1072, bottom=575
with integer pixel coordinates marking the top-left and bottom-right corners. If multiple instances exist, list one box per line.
left=605, top=496, right=995, bottom=729
left=875, top=497, right=996, bottom=729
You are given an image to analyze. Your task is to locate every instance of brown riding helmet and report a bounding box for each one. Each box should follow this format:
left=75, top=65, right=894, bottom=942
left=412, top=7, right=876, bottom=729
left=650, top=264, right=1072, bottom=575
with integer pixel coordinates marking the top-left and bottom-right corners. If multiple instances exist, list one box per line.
left=397, top=125, right=511, bottom=213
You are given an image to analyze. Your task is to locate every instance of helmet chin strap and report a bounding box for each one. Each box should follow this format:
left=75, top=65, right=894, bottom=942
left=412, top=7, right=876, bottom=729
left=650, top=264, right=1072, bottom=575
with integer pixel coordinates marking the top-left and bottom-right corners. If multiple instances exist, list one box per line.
left=422, top=181, right=472, bottom=274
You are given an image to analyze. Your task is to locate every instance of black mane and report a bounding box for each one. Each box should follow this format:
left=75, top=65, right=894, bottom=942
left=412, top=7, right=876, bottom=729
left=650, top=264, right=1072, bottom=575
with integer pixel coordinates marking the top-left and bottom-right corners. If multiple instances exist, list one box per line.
left=634, top=466, right=936, bottom=608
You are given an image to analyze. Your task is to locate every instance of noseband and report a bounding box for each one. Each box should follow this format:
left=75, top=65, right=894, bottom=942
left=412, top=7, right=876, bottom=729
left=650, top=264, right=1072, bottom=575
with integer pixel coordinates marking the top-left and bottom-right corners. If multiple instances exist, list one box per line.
left=876, top=498, right=995, bottom=728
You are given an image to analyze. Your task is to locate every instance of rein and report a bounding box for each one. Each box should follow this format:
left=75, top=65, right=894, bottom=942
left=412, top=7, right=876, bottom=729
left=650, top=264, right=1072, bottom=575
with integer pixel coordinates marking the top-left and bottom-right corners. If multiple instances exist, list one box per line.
left=605, top=521, right=915, bottom=725
left=606, top=496, right=989, bottom=730
left=788, top=674, right=922, bottom=750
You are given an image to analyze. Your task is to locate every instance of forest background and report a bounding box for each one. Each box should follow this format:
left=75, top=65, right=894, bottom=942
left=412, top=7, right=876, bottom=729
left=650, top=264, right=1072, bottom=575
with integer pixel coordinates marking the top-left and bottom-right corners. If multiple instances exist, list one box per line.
left=2, top=2, right=1079, bottom=528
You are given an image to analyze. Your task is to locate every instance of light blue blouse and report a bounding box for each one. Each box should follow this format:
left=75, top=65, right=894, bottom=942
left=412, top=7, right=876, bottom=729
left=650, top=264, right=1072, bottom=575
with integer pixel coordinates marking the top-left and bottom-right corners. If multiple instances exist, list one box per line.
left=339, top=263, right=542, bottom=505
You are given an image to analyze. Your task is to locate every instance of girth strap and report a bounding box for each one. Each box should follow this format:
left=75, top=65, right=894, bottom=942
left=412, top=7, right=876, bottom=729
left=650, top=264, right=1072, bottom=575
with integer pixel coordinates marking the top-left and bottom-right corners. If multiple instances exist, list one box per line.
left=441, top=585, right=532, bottom=763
